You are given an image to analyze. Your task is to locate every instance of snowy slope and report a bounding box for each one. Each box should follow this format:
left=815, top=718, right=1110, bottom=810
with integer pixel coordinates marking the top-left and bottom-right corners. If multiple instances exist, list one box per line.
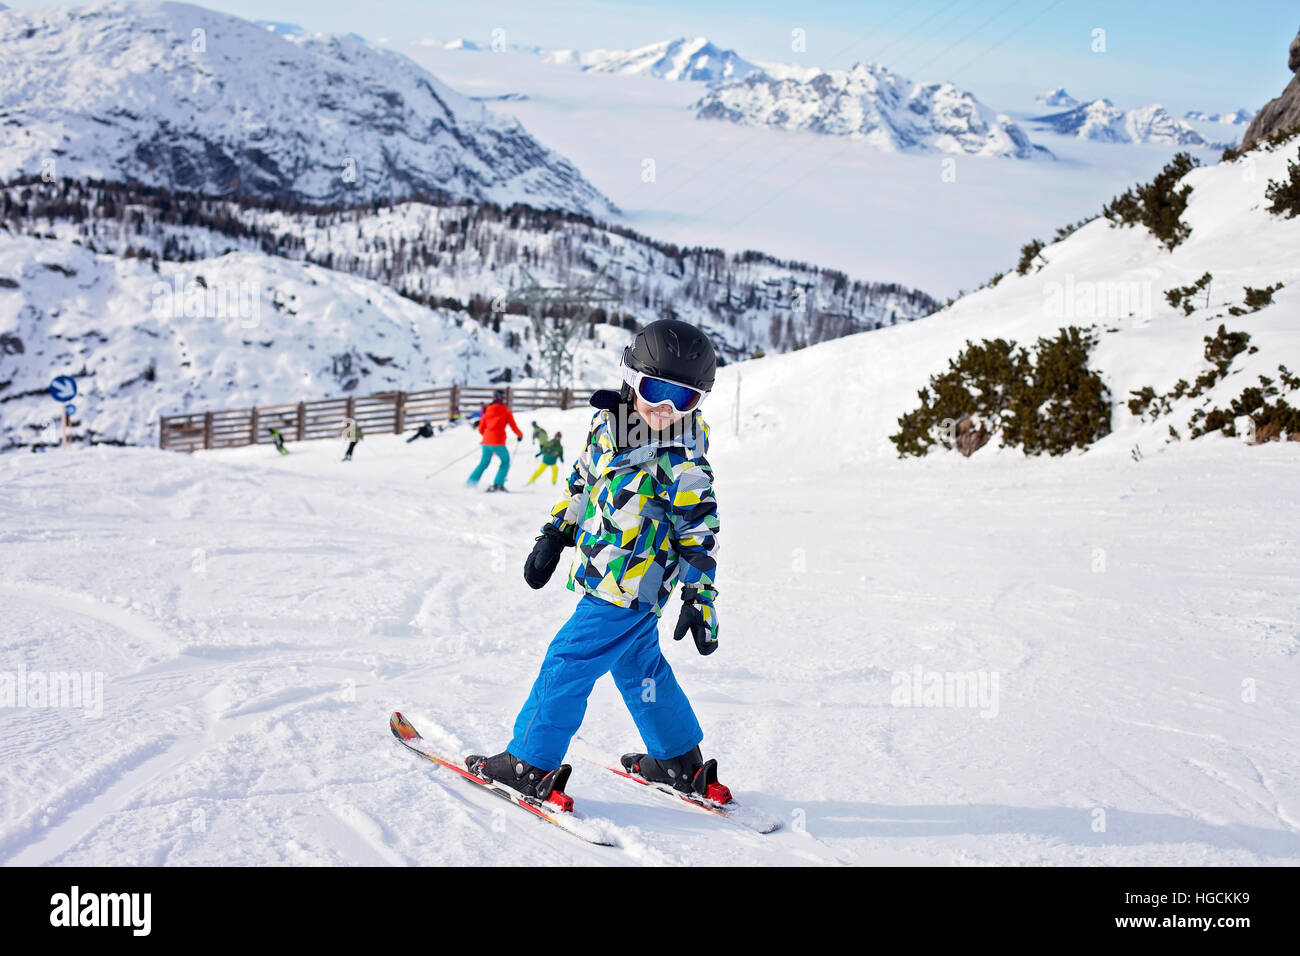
left=0, top=1, right=612, bottom=214
left=0, top=232, right=592, bottom=450
left=2, top=146, right=1297, bottom=861
left=0, top=420, right=1294, bottom=868
left=723, top=141, right=1300, bottom=468
left=695, top=62, right=1048, bottom=159
left=543, top=38, right=763, bottom=85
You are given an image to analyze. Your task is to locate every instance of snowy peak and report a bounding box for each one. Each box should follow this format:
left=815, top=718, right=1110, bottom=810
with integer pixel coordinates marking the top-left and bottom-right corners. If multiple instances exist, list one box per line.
left=695, top=61, right=1048, bottom=159
left=1035, top=87, right=1079, bottom=108
left=1185, top=108, right=1255, bottom=125
left=0, top=1, right=613, bottom=214
left=547, top=37, right=765, bottom=85
left=1030, top=98, right=1208, bottom=146
left=1125, top=104, right=1208, bottom=145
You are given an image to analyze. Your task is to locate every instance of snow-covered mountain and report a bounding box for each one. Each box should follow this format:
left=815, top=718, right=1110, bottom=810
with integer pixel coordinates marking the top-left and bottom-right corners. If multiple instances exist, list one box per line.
left=1035, top=87, right=1080, bottom=109
left=0, top=234, right=545, bottom=450
left=695, top=62, right=1048, bottom=159
left=1030, top=99, right=1209, bottom=147
left=545, top=37, right=764, bottom=85
left=1185, top=108, right=1255, bottom=125
left=0, top=1, right=612, bottom=214
left=0, top=179, right=937, bottom=450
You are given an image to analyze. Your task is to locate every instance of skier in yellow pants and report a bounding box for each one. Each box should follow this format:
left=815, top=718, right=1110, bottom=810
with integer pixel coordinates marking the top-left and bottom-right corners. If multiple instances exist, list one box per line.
left=528, top=432, right=563, bottom=485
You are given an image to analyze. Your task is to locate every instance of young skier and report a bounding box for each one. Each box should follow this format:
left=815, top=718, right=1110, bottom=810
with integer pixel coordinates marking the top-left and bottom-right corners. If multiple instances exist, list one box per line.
left=406, top=419, right=436, bottom=443
left=269, top=425, right=289, bottom=455
left=467, top=390, right=523, bottom=491
left=527, top=431, right=564, bottom=485
left=341, top=418, right=363, bottom=461
left=467, top=319, right=723, bottom=800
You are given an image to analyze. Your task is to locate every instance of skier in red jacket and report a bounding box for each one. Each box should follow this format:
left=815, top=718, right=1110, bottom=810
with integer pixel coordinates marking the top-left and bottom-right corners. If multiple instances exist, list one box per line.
left=467, top=390, right=524, bottom=491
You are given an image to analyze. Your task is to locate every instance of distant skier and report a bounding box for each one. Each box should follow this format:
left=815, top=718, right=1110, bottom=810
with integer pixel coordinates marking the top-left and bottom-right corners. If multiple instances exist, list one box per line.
left=528, top=431, right=564, bottom=485
left=467, top=390, right=523, bottom=491
left=466, top=319, right=724, bottom=801
left=341, top=417, right=363, bottom=461
left=434, top=411, right=465, bottom=436
left=269, top=425, right=289, bottom=456
left=466, top=402, right=486, bottom=429
left=530, top=419, right=549, bottom=447
left=406, top=419, right=436, bottom=443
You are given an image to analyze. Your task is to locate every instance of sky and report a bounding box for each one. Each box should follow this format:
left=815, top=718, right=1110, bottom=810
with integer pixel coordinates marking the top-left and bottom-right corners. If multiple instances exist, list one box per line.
left=4, top=0, right=1294, bottom=114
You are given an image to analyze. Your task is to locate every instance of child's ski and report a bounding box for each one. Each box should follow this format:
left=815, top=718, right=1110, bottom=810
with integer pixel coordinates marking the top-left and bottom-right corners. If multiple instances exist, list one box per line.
left=584, top=756, right=781, bottom=834
left=388, top=712, right=616, bottom=847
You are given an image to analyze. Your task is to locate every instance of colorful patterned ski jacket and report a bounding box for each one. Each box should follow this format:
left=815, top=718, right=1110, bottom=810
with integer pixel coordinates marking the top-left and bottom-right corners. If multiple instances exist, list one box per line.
left=546, top=396, right=719, bottom=617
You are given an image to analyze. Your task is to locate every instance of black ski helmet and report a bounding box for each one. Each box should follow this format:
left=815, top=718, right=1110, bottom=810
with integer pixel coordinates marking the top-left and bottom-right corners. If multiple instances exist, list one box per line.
left=622, top=319, right=716, bottom=393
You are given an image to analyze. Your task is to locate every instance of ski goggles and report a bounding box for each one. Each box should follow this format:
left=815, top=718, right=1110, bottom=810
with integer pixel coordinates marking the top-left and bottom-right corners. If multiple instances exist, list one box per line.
left=621, top=365, right=708, bottom=413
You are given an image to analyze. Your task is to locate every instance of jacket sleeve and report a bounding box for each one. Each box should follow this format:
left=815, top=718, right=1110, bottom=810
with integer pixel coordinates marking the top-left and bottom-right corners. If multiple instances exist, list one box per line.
left=546, top=414, right=599, bottom=537
left=666, top=454, right=719, bottom=595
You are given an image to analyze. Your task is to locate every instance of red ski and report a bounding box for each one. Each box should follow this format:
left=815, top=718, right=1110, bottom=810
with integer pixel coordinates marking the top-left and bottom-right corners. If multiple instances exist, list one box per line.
left=388, top=712, right=615, bottom=846
left=592, top=756, right=781, bottom=834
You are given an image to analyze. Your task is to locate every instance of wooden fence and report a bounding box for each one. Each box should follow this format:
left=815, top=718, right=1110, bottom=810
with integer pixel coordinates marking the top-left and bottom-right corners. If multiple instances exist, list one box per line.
left=159, top=384, right=575, bottom=453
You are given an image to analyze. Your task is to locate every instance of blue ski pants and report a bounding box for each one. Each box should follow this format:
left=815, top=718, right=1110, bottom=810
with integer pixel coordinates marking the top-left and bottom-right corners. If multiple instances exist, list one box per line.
left=467, top=445, right=510, bottom=486
left=509, top=594, right=704, bottom=770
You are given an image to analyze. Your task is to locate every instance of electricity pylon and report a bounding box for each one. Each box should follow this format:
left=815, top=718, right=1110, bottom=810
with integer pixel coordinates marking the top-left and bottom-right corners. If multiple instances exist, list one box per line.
left=513, top=266, right=621, bottom=390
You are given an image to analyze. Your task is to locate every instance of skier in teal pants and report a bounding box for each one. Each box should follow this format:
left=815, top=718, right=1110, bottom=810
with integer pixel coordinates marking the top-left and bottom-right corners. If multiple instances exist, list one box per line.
left=467, top=390, right=523, bottom=491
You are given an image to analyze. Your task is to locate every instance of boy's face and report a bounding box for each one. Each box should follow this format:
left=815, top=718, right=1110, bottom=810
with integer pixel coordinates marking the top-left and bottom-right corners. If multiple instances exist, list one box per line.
left=634, top=394, right=688, bottom=432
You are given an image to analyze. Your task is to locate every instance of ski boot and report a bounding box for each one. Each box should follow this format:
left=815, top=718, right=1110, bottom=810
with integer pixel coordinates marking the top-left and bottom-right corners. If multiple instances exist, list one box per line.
left=465, top=751, right=574, bottom=811
left=485, top=483, right=507, bottom=493
left=621, top=746, right=732, bottom=805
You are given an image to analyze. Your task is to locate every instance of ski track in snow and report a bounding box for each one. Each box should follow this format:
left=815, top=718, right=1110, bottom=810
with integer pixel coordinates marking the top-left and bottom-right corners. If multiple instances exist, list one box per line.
left=0, top=410, right=1297, bottom=866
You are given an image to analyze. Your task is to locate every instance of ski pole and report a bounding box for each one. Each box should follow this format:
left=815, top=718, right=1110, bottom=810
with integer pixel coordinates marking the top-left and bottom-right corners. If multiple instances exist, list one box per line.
left=428, top=448, right=478, bottom=478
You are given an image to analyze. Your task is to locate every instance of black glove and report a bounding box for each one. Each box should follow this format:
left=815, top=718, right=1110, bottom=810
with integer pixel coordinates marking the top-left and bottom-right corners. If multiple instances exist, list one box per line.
left=523, top=524, right=574, bottom=589
left=673, top=586, right=718, bottom=656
